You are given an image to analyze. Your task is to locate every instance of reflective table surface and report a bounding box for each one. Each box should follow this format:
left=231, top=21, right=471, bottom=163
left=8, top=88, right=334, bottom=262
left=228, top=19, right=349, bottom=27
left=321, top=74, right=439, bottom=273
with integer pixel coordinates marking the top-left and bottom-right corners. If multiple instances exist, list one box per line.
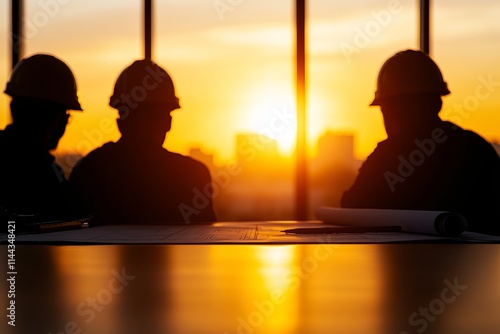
left=1, top=244, right=499, bottom=334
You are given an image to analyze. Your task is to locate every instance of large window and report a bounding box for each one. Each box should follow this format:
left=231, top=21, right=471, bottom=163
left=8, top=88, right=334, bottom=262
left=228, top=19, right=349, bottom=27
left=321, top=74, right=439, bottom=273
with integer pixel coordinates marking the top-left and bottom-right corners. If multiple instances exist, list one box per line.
left=2, top=1, right=499, bottom=220
left=0, top=1, right=10, bottom=128
left=24, top=0, right=141, bottom=166
left=434, top=0, right=500, bottom=145
left=308, top=0, right=416, bottom=210
left=154, top=0, right=295, bottom=220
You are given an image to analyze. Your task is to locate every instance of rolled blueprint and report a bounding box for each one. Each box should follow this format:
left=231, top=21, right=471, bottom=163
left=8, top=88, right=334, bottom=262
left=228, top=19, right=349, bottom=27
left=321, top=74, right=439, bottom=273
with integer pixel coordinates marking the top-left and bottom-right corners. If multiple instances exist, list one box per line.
left=315, top=207, right=468, bottom=237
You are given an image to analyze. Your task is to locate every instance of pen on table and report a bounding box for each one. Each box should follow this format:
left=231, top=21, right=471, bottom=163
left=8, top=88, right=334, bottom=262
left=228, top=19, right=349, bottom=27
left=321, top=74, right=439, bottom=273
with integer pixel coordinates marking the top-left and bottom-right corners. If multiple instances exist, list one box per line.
left=37, top=221, right=84, bottom=233
left=282, top=226, right=402, bottom=234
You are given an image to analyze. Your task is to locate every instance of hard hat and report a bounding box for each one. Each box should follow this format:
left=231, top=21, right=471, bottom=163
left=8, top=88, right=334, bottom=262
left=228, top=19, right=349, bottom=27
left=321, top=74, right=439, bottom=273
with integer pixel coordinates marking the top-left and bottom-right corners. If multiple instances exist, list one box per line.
left=4, top=54, right=82, bottom=110
left=370, top=49, right=450, bottom=106
left=109, top=59, right=180, bottom=110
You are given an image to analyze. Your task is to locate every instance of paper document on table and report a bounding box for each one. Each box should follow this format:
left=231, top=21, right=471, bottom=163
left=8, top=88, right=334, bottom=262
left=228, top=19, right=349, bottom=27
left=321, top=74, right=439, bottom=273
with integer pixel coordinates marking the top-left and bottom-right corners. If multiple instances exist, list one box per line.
left=3, top=221, right=466, bottom=244
left=4, top=221, right=500, bottom=244
left=315, top=207, right=468, bottom=236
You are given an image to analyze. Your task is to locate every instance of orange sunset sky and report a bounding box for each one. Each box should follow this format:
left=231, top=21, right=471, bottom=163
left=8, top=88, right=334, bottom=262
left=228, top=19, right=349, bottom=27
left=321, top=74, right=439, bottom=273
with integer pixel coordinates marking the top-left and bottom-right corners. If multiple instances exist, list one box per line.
left=1, top=0, right=499, bottom=164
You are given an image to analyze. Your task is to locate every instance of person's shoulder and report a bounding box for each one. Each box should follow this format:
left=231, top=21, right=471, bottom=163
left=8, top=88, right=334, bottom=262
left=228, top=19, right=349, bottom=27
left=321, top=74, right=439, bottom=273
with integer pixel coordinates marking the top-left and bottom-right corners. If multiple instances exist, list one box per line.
left=0, top=127, right=13, bottom=149
left=162, top=150, right=211, bottom=173
left=73, top=142, right=117, bottom=170
left=444, top=121, right=499, bottom=158
left=0, top=129, right=6, bottom=147
left=445, top=121, right=493, bottom=146
left=84, top=142, right=117, bottom=159
left=365, top=138, right=393, bottom=159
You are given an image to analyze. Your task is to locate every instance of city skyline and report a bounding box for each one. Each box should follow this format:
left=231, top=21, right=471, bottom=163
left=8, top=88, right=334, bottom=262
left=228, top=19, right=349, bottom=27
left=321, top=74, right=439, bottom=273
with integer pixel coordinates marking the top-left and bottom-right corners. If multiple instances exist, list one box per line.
left=2, top=1, right=500, bottom=162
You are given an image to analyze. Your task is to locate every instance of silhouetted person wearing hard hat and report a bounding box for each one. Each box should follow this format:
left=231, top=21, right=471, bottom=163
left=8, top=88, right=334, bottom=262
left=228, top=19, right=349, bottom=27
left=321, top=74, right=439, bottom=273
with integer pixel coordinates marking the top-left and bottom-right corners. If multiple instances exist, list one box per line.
left=341, top=50, right=500, bottom=235
left=69, top=59, right=216, bottom=224
left=0, top=54, right=85, bottom=224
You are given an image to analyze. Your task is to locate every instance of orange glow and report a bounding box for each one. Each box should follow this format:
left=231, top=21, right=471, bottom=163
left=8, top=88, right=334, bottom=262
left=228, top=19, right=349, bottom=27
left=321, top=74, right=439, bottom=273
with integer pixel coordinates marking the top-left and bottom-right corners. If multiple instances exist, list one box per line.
left=0, top=2, right=499, bottom=163
left=167, top=244, right=383, bottom=333
left=241, top=85, right=296, bottom=154
left=255, top=245, right=296, bottom=292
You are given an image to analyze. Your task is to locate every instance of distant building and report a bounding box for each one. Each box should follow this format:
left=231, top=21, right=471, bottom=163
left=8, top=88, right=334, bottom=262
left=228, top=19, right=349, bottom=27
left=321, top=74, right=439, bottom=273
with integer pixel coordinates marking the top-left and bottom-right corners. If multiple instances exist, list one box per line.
left=196, top=131, right=364, bottom=220
left=315, top=131, right=356, bottom=167
left=189, top=147, right=215, bottom=171
left=310, top=131, right=359, bottom=209
left=209, top=133, right=293, bottom=220
left=235, top=133, right=281, bottom=167
left=54, top=153, right=83, bottom=178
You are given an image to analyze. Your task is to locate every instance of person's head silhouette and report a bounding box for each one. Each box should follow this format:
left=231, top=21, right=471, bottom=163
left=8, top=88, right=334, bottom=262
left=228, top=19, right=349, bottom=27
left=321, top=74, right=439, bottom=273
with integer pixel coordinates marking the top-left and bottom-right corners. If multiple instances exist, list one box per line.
left=370, top=50, right=450, bottom=138
left=4, top=54, right=82, bottom=151
left=109, top=59, right=180, bottom=147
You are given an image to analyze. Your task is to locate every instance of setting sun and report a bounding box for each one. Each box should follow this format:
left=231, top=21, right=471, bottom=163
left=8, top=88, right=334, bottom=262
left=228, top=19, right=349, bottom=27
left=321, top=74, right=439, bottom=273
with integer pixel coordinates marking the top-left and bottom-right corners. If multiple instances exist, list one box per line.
left=240, top=83, right=344, bottom=155
left=242, top=85, right=296, bottom=154
left=1, top=2, right=500, bottom=334
left=1, top=0, right=499, bottom=219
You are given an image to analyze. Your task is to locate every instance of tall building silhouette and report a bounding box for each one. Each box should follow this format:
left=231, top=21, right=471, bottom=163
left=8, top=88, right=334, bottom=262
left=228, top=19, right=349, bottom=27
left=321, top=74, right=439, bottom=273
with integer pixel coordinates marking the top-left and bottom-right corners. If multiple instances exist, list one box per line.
left=235, top=133, right=281, bottom=168
left=189, top=147, right=215, bottom=171
left=315, top=131, right=356, bottom=166
left=310, top=131, right=359, bottom=209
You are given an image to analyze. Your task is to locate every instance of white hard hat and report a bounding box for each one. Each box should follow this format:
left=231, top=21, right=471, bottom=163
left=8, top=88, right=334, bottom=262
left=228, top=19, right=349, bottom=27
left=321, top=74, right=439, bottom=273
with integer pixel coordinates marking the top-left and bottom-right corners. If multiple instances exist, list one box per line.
left=370, top=49, right=450, bottom=106
left=4, top=54, right=82, bottom=111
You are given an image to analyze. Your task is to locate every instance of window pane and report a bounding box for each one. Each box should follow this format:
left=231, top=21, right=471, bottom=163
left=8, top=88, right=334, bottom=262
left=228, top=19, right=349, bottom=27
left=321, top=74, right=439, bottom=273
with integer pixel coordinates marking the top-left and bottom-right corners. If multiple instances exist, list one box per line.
left=309, top=0, right=416, bottom=208
left=434, top=0, right=500, bottom=148
left=0, top=1, right=10, bottom=128
left=23, top=0, right=141, bottom=172
left=156, top=0, right=294, bottom=220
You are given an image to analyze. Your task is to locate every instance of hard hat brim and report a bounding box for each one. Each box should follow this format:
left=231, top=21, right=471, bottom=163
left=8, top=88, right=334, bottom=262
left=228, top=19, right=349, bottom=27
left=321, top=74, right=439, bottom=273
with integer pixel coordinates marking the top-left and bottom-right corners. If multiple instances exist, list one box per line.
left=69, top=101, right=83, bottom=111
left=369, top=90, right=451, bottom=107
left=4, top=89, right=83, bottom=111
left=369, top=98, right=380, bottom=106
